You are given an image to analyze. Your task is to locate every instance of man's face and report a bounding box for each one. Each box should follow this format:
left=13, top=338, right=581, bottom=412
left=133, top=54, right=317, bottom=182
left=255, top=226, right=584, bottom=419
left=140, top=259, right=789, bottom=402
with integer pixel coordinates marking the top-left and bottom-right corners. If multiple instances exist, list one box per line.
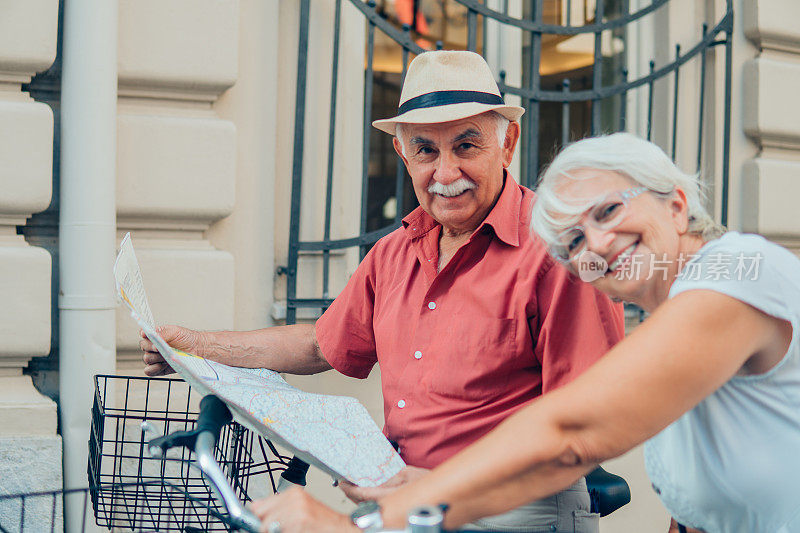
left=394, top=114, right=519, bottom=236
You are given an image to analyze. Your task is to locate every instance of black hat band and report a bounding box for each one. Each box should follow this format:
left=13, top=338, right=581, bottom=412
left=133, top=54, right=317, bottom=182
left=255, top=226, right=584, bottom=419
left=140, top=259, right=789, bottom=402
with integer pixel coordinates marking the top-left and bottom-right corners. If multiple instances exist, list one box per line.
left=398, top=90, right=505, bottom=115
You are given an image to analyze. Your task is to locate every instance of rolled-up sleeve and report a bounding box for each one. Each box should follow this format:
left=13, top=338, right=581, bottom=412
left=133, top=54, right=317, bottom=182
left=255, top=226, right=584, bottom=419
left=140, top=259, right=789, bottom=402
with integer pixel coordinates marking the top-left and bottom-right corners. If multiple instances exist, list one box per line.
left=533, top=261, right=625, bottom=393
left=315, top=246, right=380, bottom=379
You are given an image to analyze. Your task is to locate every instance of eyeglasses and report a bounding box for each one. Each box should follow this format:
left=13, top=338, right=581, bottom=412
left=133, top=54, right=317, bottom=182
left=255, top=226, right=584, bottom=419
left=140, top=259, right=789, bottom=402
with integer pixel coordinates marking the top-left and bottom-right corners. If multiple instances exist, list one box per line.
left=551, top=186, right=649, bottom=264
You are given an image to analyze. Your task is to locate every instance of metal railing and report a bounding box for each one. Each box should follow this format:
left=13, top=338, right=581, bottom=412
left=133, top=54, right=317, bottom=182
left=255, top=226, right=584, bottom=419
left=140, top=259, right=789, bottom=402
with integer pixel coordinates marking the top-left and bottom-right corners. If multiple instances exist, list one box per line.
left=282, top=0, right=733, bottom=324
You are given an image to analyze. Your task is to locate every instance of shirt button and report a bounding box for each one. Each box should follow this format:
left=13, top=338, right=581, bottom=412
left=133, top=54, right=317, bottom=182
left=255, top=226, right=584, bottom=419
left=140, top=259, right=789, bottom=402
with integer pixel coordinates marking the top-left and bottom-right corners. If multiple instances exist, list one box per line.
left=413, top=350, right=422, bottom=359
left=397, top=400, right=406, bottom=408
left=427, top=301, right=436, bottom=310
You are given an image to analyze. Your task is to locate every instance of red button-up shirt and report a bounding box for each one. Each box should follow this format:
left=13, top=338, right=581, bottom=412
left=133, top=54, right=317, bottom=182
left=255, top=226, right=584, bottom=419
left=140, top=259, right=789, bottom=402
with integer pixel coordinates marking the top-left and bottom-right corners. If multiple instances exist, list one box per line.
left=316, top=175, right=624, bottom=469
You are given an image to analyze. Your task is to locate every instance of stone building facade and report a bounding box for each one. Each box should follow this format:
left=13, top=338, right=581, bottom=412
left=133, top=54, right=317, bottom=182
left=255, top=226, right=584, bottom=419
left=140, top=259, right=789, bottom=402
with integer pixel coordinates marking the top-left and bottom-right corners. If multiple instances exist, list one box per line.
left=0, top=1, right=797, bottom=531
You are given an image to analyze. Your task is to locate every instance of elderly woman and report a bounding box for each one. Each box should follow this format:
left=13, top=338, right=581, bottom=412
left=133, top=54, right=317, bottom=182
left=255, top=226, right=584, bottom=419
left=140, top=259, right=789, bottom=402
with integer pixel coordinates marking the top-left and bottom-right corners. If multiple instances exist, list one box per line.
left=252, top=134, right=800, bottom=533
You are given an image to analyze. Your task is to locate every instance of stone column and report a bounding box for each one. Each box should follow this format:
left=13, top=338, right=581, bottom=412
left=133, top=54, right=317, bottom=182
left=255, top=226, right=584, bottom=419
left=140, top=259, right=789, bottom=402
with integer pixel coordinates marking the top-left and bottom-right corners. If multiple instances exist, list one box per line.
left=741, top=0, right=800, bottom=250
left=0, top=0, right=62, bottom=514
left=110, top=5, right=240, bottom=516
left=114, top=0, right=240, bottom=372
left=211, top=0, right=279, bottom=331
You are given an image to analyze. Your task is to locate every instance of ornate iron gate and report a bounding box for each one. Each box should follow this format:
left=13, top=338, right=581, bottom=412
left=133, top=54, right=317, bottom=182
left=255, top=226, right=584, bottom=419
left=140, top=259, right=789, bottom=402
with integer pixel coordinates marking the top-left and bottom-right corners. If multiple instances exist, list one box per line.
left=282, top=0, right=733, bottom=324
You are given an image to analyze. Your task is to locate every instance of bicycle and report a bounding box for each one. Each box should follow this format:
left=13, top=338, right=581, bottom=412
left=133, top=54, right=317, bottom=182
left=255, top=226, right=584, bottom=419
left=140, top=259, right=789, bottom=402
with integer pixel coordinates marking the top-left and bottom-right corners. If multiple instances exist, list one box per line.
left=0, top=385, right=480, bottom=532
left=0, top=375, right=630, bottom=532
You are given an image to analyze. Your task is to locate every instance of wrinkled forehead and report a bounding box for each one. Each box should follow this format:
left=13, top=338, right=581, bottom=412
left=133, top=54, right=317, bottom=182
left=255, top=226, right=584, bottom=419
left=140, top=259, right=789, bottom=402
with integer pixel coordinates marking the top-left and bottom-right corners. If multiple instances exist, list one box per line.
left=401, top=113, right=496, bottom=140
left=542, top=168, right=635, bottom=229
left=553, top=168, right=635, bottom=202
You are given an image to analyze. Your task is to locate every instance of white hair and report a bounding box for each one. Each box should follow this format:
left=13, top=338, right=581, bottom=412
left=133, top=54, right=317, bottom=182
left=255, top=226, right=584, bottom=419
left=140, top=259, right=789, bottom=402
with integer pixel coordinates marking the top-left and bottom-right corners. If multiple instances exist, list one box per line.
left=531, top=132, right=726, bottom=249
left=394, top=111, right=511, bottom=157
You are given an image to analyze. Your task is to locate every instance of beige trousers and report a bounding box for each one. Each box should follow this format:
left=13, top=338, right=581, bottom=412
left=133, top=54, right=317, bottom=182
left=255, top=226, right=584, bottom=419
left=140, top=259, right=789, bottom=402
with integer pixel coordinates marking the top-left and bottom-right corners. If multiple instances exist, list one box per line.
left=461, top=477, right=599, bottom=533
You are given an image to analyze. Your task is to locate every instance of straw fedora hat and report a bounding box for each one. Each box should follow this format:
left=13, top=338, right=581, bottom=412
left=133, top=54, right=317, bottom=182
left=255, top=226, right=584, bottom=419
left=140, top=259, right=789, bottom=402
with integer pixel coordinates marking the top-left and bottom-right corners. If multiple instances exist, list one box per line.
left=372, top=50, right=525, bottom=135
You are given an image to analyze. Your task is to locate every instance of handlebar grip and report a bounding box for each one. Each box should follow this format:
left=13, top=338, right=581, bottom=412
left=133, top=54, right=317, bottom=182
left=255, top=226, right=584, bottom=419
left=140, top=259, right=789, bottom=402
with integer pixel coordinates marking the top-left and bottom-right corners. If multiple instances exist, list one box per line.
left=279, top=456, right=310, bottom=487
left=196, top=395, right=232, bottom=444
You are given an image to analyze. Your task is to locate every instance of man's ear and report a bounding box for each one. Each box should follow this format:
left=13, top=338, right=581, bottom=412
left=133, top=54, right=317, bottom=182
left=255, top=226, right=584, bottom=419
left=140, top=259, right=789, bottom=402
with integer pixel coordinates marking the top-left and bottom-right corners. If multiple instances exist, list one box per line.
left=393, top=137, right=409, bottom=167
left=501, top=121, right=521, bottom=169
left=670, top=188, right=690, bottom=234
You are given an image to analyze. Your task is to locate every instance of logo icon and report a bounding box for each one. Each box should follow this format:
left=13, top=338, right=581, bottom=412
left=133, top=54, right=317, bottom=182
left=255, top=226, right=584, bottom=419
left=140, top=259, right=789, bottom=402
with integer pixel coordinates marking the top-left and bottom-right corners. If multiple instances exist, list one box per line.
left=576, top=250, right=608, bottom=282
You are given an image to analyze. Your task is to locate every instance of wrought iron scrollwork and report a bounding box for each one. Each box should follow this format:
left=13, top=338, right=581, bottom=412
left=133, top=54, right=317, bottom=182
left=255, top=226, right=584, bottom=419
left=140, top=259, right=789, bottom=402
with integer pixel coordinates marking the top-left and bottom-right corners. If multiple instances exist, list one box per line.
left=283, top=0, right=733, bottom=323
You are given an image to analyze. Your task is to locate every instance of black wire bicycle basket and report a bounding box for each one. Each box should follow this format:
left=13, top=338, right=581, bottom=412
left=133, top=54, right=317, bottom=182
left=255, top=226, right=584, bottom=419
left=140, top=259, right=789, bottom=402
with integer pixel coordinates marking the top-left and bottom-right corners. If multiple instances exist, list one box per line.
left=86, top=374, right=291, bottom=532
left=0, top=480, right=260, bottom=533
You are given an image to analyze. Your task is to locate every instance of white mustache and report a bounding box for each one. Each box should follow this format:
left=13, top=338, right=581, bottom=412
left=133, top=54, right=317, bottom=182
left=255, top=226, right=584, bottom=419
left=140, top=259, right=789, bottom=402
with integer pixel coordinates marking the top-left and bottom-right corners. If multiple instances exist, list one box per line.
left=427, top=178, right=476, bottom=197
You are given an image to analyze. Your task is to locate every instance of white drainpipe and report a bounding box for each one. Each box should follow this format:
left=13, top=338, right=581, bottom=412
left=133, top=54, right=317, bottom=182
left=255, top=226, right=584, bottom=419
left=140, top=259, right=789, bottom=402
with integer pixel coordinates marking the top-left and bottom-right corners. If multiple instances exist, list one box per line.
left=59, top=0, right=117, bottom=527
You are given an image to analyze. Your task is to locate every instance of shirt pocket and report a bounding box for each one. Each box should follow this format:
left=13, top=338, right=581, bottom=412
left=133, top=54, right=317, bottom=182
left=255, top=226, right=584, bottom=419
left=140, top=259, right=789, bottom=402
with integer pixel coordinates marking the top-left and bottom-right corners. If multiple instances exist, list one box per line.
left=426, top=316, right=518, bottom=401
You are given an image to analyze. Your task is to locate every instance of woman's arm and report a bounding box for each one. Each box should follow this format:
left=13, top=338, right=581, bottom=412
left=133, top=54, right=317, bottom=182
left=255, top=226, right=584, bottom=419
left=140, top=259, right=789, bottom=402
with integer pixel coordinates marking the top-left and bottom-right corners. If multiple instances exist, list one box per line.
left=378, top=289, right=790, bottom=528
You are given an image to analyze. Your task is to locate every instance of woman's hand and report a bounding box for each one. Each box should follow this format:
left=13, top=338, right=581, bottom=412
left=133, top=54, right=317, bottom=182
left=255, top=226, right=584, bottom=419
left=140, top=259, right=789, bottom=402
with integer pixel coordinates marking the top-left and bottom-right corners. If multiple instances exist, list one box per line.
left=140, top=325, right=207, bottom=376
left=250, top=487, right=358, bottom=533
left=338, top=466, right=430, bottom=503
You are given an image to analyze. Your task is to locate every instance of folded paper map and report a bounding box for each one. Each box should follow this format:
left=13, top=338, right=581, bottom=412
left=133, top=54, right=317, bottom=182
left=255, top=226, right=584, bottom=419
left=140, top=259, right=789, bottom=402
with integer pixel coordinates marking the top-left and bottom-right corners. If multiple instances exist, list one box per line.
left=113, top=233, right=405, bottom=486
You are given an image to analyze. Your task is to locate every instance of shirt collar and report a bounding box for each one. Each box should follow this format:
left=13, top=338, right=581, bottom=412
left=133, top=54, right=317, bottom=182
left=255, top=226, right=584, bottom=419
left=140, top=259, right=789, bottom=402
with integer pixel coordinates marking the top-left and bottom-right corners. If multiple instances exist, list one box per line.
left=402, top=171, right=522, bottom=247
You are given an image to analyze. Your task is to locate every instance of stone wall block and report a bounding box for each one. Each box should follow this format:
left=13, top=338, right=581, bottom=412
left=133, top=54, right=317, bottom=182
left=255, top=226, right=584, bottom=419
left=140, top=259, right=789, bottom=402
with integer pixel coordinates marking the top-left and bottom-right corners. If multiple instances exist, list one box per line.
left=118, top=0, right=239, bottom=101
left=0, top=100, right=53, bottom=217
left=0, top=435, right=62, bottom=529
left=743, top=57, right=800, bottom=149
left=0, top=0, right=58, bottom=82
left=741, top=157, right=800, bottom=236
left=116, top=247, right=235, bottom=352
left=117, top=113, right=236, bottom=227
left=0, top=377, right=57, bottom=434
left=743, top=0, right=800, bottom=53
left=0, top=246, right=51, bottom=359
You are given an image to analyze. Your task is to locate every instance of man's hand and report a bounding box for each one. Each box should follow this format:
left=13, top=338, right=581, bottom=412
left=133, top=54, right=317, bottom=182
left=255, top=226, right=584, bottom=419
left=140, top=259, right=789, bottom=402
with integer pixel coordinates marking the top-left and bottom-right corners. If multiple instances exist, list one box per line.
left=140, top=325, right=206, bottom=376
left=251, top=487, right=358, bottom=533
left=339, top=466, right=430, bottom=503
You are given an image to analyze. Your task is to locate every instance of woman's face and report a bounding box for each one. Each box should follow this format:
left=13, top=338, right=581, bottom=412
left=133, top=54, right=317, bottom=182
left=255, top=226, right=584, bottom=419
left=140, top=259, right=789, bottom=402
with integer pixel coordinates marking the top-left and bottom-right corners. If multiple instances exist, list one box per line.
left=554, top=168, right=691, bottom=310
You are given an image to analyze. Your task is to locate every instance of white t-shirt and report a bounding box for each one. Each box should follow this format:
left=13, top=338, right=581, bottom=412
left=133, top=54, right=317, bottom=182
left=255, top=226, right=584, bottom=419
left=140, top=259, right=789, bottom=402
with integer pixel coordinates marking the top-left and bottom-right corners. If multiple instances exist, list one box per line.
left=644, top=232, right=800, bottom=533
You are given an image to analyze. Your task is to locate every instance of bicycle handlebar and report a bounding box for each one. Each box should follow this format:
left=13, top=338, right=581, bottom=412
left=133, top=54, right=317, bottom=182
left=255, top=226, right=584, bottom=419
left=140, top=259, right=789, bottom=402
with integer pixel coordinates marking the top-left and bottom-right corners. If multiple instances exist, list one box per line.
left=193, top=395, right=263, bottom=532
left=150, top=395, right=506, bottom=533
left=145, top=394, right=262, bottom=532
left=196, top=394, right=233, bottom=442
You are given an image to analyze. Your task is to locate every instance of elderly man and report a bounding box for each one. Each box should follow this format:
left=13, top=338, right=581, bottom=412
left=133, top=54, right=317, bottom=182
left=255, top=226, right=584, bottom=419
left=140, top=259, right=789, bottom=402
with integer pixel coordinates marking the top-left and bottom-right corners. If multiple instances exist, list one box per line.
left=142, top=51, right=623, bottom=532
